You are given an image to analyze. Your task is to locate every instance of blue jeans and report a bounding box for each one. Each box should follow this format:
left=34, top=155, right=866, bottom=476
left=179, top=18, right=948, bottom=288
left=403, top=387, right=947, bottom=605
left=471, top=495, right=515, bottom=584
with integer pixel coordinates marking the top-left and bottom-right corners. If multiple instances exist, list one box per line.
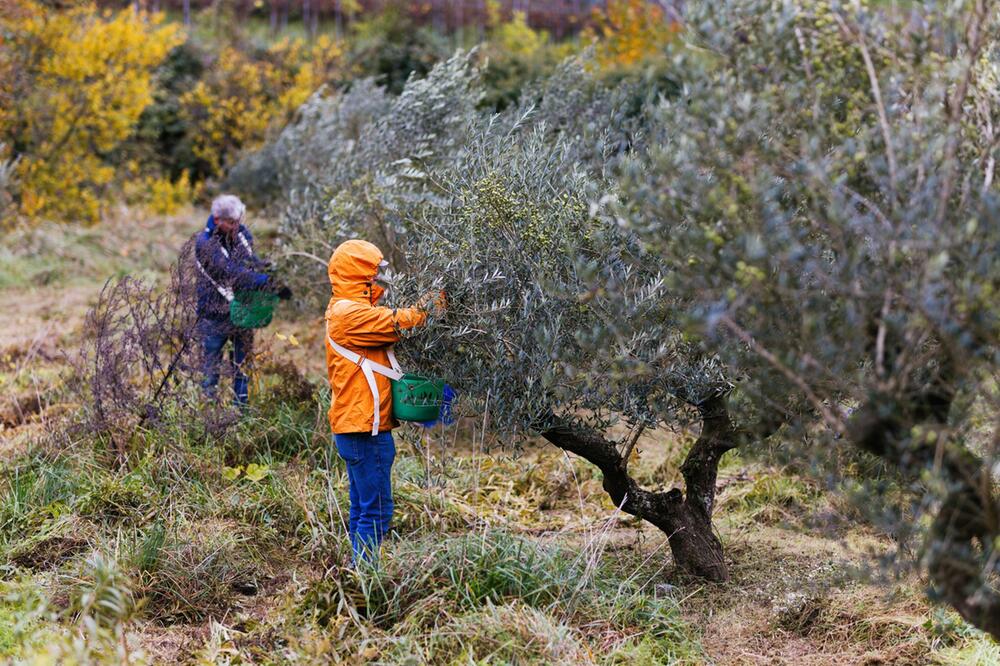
left=334, top=431, right=396, bottom=562
left=201, top=331, right=252, bottom=406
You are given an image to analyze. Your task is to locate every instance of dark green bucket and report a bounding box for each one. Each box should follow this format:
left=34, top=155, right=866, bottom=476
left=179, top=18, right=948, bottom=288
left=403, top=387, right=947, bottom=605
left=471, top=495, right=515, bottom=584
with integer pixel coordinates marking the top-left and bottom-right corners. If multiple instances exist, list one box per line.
left=392, top=373, right=445, bottom=422
left=230, top=290, right=279, bottom=329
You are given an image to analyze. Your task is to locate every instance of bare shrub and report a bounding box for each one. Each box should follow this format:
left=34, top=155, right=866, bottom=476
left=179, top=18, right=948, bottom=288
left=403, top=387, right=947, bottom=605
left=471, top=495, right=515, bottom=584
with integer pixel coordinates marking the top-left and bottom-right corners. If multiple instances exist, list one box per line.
left=74, top=238, right=237, bottom=463
left=0, top=142, right=18, bottom=223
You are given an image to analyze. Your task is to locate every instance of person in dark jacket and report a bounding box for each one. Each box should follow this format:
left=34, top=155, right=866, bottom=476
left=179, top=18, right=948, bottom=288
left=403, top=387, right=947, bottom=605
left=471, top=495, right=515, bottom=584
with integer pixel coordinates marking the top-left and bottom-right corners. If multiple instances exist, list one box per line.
left=194, top=194, right=289, bottom=406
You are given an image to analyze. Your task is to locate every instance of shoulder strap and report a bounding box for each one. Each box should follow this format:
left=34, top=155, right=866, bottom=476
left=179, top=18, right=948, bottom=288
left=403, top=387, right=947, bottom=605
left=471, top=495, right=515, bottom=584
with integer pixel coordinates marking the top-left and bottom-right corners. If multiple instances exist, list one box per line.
left=329, top=299, right=403, bottom=376
left=327, top=336, right=403, bottom=381
left=237, top=231, right=253, bottom=256
left=195, top=254, right=234, bottom=302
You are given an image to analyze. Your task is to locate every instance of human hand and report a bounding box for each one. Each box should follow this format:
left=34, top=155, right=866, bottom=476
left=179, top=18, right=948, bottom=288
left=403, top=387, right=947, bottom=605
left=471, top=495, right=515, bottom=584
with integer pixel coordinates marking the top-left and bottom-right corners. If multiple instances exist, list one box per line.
left=418, top=290, right=447, bottom=315
left=276, top=285, right=293, bottom=301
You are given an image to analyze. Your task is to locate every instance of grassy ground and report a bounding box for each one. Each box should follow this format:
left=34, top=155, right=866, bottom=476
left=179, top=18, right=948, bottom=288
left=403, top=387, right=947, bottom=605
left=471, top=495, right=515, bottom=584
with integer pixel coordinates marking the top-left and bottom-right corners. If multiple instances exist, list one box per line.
left=1, top=210, right=997, bottom=664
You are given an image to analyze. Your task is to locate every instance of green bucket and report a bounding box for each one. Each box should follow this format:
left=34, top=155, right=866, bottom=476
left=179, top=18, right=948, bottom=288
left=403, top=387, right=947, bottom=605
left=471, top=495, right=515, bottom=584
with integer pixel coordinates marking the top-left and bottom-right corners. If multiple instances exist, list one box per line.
left=230, top=290, right=279, bottom=329
left=392, top=373, right=445, bottom=422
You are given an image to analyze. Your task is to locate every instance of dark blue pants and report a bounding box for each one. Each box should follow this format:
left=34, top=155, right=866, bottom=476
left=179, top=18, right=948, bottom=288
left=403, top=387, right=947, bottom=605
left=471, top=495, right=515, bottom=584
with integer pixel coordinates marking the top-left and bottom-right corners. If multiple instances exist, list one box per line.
left=334, top=431, right=396, bottom=562
left=201, top=330, right=252, bottom=406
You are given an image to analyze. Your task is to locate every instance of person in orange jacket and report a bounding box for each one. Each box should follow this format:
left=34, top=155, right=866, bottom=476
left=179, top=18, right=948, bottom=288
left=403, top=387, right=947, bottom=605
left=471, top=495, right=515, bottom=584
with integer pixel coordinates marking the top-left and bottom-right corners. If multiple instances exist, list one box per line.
left=325, top=239, right=439, bottom=562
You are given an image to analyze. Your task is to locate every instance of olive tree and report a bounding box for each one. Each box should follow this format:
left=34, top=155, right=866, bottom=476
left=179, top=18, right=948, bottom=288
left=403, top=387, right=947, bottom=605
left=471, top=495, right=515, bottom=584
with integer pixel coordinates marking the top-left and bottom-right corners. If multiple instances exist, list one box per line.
left=273, top=52, right=749, bottom=580
left=621, top=0, right=999, bottom=637
left=389, top=118, right=743, bottom=581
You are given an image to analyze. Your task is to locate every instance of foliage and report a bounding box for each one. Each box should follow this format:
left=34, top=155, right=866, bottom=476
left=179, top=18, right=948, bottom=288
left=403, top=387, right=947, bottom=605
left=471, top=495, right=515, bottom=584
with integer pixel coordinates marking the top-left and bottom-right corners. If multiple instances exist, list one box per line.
left=478, top=7, right=576, bottom=111
left=346, top=4, right=451, bottom=95
left=585, top=0, right=680, bottom=70
left=0, top=143, right=18, bottom=224
left=297, top=531, right=703, bottom=664
left=0, top=2, right=183, bottom=223
left=178, top=35, right=345, bottom=180
left=269, top=49, right=742, bottom=582
left=618, top=0, right=1000, bottom=638
left=122, top=41, right=206, bottom=184
left=226, top=77, right=392, bottom=206
left=120, top=164, right=197, bottom=216
left=141, top=171, right=196, bottom=216
left=7, top=554, right=147, bottom=664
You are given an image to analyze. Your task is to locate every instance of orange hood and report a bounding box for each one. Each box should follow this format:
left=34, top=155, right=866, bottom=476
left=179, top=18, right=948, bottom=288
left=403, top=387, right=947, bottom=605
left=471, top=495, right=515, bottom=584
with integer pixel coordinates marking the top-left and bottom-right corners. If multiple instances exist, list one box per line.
left=328, top=239, right=386, bottom=304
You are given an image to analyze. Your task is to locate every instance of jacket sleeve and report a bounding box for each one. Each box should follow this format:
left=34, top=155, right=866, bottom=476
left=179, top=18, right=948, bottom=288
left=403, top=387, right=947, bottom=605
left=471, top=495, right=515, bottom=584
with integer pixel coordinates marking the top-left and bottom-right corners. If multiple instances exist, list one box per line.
left=196, top=235, right=269, bottom=291
left=340, top=305, right=427, bottom=347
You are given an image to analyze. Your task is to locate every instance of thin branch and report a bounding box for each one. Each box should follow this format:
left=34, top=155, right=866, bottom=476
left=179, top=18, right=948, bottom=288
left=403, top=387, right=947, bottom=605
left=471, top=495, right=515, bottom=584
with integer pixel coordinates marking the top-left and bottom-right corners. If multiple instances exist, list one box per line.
left=619, top=424, right=645, bottom=472
left=718, top=313, right=847, bottom=435
left=833, top=13, right=898, bottom=201
left=934, top=0, right=990, bottom=225
left=875, top=284, right=893, bottom=381
left=278, top=250, right=329, bottom=268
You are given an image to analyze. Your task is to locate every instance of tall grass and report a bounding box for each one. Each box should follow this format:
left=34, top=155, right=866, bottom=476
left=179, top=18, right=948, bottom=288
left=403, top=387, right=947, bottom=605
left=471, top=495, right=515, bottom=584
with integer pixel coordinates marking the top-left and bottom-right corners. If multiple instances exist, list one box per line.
left=298, top=530, right=704, bottom=664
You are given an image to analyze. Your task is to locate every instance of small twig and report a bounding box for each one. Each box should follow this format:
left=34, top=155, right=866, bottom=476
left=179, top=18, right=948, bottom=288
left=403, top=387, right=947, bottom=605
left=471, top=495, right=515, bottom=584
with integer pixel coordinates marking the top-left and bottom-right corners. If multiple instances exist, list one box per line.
left=277, top=250, right=328, bottom=268
left=833, top=12, right=898, bottom=201
left=718, top=314, right=847, bottom=435
left=875, top=284, right=893, bottom=381
left=933, top=0, right=990, bottom=225
left=793, top=24, right=814, bottom=81
left=619, top=424, right=646, bottom=471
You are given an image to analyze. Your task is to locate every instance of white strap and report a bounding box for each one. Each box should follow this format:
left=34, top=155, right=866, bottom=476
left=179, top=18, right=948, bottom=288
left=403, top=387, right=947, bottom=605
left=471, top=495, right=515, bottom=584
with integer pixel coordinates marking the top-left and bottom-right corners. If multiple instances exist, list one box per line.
left=331, top=300, right=403, bottom=378
left=327, top=336, right=404, bottom=435
left=196, top=232, right=254, bottom=303
left=387, top=347, right=402, bottom=374
left=204, top=229, right=251, bottom=258
left=359, top=360, right=380, bottom=435
left=238, top=232, right=253, bottom=255
left=327, top=337, right=403, bottom=381
left=195, top=257, right=234, bottom=302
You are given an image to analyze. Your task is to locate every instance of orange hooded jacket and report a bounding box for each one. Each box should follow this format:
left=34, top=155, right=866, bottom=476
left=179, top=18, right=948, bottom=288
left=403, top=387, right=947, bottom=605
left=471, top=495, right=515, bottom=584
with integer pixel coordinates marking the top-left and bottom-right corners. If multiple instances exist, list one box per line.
left=325, top=240, right=426, bottom=434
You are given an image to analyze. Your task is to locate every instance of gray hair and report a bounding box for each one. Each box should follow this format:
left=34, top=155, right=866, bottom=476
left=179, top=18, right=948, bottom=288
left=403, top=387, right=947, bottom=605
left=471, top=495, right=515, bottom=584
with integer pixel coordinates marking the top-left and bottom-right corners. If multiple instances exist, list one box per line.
left=211, top=194, right=246, bottom=222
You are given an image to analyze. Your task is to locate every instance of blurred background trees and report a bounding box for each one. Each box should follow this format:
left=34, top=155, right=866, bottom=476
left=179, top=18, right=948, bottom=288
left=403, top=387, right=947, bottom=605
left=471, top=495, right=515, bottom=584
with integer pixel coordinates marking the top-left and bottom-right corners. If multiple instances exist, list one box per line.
left=0, top=0, right=670, bottom=225
left=0, top=3, right=183, bottom=223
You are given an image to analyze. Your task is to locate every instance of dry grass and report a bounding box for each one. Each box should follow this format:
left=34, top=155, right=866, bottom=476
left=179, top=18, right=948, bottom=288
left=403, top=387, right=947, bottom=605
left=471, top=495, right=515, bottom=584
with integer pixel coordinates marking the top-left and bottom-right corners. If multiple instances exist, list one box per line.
left=2, top=211, right=997, bottom=664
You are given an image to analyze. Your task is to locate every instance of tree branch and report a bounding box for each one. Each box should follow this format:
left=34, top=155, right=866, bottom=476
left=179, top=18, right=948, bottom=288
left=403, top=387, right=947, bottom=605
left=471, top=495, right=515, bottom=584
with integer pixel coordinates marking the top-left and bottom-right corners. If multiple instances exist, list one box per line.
left=833, top=13, right=898, bottom=201
left=680, top=395, right=739, bottom=518
left=846, top=373, right=1000, bottom=641
left=541, top=398, right=741, bottom=582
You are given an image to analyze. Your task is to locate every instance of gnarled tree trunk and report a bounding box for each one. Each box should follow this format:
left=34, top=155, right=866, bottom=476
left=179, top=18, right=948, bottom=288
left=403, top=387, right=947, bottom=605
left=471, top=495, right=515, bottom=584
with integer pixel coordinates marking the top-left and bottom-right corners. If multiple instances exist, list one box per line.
left=542, top=395, right=738, bottom=581
left=847, top=375, right=1000, bottom=641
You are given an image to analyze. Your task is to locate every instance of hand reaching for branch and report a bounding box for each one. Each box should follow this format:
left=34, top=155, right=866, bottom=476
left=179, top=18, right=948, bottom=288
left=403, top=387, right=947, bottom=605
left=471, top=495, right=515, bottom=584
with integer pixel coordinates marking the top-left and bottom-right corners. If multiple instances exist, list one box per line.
left=418, top=290, right=447, bottom=316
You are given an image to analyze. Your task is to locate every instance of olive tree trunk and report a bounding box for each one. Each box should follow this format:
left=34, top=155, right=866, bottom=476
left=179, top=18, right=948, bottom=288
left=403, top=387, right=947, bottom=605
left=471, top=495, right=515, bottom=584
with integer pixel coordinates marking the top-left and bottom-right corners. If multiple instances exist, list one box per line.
left=847, top=371, right=1000, bottom=641
left=542, top=395, right=738, bottom=581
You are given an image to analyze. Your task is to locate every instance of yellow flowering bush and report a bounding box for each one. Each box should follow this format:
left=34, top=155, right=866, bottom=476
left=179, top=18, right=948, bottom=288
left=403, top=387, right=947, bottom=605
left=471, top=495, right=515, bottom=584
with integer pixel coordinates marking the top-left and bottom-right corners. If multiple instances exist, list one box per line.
left=123, top=169, right=195, bottom=216
left=586, top=0, right=680, bottom=69
left=491, top=10, right=548, bottom=58
left=0, top=1, right=183, bottom=223
left=144, top=171, right=195, bottom=215
left=479, top=3, right=578, bottom=111
left=179, top=35, right=344, bottom=179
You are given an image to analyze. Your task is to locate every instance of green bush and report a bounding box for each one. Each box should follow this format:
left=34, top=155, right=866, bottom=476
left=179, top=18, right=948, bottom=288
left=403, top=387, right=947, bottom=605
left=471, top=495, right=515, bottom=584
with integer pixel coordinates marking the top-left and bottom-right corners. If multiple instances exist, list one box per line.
left=347, top=5, right=450, bottom=95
